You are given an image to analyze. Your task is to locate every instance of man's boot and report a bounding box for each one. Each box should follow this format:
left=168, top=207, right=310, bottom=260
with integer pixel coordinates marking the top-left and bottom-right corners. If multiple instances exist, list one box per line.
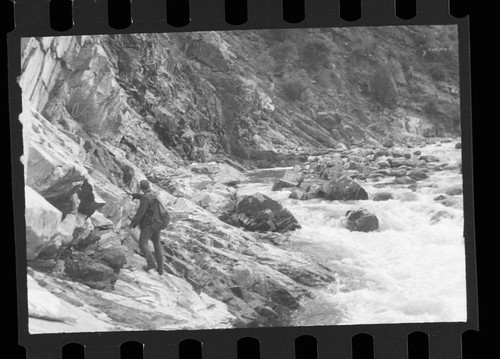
left=143, top=263, right=156, bottom=272
left=157, top=266, right=164, bottom=276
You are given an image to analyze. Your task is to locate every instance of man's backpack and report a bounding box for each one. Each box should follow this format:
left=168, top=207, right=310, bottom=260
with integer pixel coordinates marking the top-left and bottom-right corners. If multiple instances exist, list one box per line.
left=152, top=196, right=171, bottom=230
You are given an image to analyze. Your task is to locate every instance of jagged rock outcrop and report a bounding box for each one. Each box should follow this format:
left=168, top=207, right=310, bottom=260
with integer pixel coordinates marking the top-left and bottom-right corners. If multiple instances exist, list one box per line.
left=25, top=186, right=63, bottom=260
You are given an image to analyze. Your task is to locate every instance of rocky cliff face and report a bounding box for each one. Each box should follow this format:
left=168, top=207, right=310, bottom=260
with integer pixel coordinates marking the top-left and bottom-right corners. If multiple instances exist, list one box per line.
left=18, top=26, right=460, bottom=332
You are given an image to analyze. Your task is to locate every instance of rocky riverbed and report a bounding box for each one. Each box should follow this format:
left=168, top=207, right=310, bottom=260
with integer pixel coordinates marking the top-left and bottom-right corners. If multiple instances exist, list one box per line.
left=237, top=139, right=466, bottom=326
left=25, top=105, right=465, bottom=331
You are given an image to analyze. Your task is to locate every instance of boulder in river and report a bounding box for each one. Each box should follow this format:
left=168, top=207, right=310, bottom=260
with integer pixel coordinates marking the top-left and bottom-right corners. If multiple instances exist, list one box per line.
left=394, top=176, right=416, bottom=185
left=445, top=184, right=463, bottom=196
left=345, top=209, right=379, bottom=232
left=221, top=193, right=300, bottom=232
left=419, top=155, right=440, bottom=163
left=321, top=176, right=368, bottom=201
left=383, top=140, right=395, bottom=148
left=272, top=179, right=296, bottom=191
left=431, top=211, right=454, bottom=224
left=408, top=170, right=429, bottom=181
left=373, top=192, right=394, bottom=201
left=376, top=160, right=391, bottom=169
left=434, top=194, right=447, bottom=201
left=388, top=157, right=407, bottom=168
left=289, top=188, right=306, bottom=200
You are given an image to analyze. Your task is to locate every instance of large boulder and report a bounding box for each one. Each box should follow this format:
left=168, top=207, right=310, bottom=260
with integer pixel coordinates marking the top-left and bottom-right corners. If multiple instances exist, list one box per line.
left=345, top=209, right=379, bottom=232
left=373, top=192, right=394, bottom=201
left=289, top=188, right=306, bottom=200
left=445, top=184, right=463, bottom=196
left=408, top=170, right=429, bottom=181
left=321, top=176, right=368, bottom=201
left=419, top=155, right=440, bottom=163
left=64, top=251, right=119, bottom=290
left=90, top=211, right=114, bottom=229
left=221, top=193, right=300, bottom=232
left=394, top=176, right=416, bottom=185
left=21, top=108, right=88, bottom=216
left=376, top=160, right=391, bottom=169
left=25, top=186, right=63, bottom=260
left=388, top=157, right=407, bottom=168
left=272, top=179, right=296, bottom=191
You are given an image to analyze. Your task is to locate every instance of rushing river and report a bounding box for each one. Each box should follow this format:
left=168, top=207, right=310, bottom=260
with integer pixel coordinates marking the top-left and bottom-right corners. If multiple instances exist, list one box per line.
left=238, top=141, right=467, bottom=326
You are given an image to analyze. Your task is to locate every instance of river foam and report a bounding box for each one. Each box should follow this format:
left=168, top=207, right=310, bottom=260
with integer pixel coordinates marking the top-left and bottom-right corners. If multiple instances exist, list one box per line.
left=240, top=141, right=467, bottom=326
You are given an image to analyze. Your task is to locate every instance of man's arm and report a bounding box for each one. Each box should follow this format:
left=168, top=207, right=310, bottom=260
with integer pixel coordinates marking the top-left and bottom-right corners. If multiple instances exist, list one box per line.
left=130, top=195, right=149, bottom=228
left=125, top=191, right=142, bottom=200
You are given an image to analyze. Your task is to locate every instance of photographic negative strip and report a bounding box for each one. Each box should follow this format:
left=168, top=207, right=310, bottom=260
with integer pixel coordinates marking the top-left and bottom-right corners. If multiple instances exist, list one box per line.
left=6, top=0, right=478, bottom=358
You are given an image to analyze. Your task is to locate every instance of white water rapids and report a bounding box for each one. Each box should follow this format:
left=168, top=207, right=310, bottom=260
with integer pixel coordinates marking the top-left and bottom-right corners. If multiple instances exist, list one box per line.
left=238, top=141, right=467, bottom=326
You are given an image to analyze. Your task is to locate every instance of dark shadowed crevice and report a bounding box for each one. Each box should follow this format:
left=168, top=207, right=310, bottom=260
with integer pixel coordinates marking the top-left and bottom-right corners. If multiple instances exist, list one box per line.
left=77, top=180, right=105, bottom=217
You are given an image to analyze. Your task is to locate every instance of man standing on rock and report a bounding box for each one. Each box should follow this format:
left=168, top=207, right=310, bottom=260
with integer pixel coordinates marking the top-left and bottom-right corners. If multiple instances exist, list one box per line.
left=130, top=180, right=164, bottom=275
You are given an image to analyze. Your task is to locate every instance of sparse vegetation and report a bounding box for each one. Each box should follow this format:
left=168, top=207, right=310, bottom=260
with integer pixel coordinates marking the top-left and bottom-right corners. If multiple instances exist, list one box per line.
left=256, top=51, right=276, bottom=75
left=66, top=89, right=102, bottom=134
left=423, top=98, right=441, bottom=118
left=371, top=64, right=399, bottom=107
left=269, top=41, right=298, bottom=64
left=428, top=63, right=447, bottom=82
left=300, top=39, right=331, bottom=71
left=280, top=70, right=310, bottom=101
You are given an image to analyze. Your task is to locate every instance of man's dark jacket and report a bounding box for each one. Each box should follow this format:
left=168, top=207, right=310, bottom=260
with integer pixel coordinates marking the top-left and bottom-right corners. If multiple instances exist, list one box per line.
left=130, top=190, right=157, bottom=229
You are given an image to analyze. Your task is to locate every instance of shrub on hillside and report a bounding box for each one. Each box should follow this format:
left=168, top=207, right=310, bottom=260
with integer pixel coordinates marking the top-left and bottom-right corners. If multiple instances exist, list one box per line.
left=428, top=63, right=447, bottom=82
left=280, top=70, right=310, bottom=101
left=66, top=89, right=102, bottom=134
left=371, top=65, right=399, bottom=107
left=300, top=39, right=331, bottom=71
left=269, top=41, right=298, bottom=63
left=256, top=50, right=276, bottom=75
left=423, top=98, right=441, bottom=118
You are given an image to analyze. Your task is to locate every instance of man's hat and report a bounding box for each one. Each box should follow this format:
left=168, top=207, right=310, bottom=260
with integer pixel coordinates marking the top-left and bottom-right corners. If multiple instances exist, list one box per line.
left=140, top=180, right=150, bottom=190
